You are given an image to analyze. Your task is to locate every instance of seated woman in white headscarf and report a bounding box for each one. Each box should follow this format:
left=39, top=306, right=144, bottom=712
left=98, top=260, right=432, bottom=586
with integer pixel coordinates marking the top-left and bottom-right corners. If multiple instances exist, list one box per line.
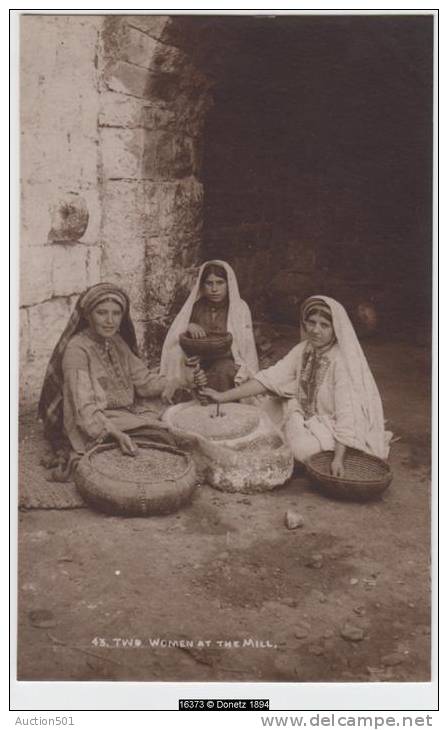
left=160, top=260, right=259, bottom=392
left=201, top=296, right=391, bottom=477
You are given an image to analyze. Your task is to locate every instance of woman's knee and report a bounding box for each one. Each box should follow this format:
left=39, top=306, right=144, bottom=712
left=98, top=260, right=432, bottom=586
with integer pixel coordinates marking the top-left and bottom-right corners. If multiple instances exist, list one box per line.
left=285, top=422, right=321, bottom=462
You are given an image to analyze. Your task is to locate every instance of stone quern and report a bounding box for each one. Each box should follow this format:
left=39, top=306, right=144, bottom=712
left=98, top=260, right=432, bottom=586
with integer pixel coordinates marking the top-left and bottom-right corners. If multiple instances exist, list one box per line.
left=163, top=402, right=294, bottom=493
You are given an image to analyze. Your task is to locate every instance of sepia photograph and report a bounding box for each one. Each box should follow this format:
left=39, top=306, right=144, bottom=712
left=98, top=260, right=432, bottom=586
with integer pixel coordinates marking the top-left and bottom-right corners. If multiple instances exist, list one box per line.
left=14, top=9, right=435, bottom=706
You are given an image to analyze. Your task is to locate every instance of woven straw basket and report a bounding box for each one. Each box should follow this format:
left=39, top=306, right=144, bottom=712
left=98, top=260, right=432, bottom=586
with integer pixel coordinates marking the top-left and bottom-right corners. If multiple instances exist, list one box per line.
left=306, top=448, right=392, bottom=501
left=75, top=439, right=197, bottom=516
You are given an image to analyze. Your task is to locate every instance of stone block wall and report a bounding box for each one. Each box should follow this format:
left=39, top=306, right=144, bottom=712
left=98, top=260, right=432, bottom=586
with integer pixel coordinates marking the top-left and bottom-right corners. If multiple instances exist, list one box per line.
left=20, top=15, right=104, bottom=404
left=20, top=14, right=431, bottom=406
left=20, top=14, right=213, bottom=405
left=98, top=15, right=211, bottom=362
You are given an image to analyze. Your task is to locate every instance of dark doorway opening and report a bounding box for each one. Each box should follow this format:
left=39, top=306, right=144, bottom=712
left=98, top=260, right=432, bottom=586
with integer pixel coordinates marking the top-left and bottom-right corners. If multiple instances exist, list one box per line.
left=197, top=15, right=433, bottom=339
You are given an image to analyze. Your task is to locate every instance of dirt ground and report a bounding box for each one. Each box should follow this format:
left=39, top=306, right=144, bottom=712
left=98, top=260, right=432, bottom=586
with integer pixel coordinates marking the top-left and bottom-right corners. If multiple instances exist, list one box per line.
left=16, top=333, right=432, bottom=684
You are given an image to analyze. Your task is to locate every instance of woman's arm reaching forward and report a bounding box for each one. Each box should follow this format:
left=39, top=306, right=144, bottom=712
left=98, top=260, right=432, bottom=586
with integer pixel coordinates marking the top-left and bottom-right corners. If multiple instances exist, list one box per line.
left=201, top=379, right=268, bottom=403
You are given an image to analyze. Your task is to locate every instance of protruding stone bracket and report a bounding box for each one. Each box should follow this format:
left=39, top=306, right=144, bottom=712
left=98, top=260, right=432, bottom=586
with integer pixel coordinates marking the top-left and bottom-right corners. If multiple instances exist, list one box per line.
left=47, top=192, right=89, bottom=244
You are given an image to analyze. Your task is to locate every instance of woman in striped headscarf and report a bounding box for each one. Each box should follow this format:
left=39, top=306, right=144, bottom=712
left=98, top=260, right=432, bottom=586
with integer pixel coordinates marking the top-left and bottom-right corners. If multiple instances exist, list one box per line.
left=38, top=283, right=201, bottom=480
left=201, top=296, right=391, bottom=476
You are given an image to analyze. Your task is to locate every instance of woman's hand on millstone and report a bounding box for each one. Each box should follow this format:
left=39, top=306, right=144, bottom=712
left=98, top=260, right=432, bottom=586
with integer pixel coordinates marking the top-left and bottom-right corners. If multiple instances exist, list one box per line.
left=200, top=387, right=224, bottom=403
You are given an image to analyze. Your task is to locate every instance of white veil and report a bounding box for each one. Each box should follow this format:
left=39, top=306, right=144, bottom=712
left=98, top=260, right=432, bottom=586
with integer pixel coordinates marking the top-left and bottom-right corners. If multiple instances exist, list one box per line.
left=301, top=296, right=391, bottom=459
left=160, top=260, right=259, bottom=383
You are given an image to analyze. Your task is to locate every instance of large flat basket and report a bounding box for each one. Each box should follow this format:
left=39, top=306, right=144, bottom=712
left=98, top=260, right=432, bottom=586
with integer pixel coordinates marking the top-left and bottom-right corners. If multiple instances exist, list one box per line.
left=75, top=439, right=197, bottom=516
left=306, top=448, right=392, bottom=502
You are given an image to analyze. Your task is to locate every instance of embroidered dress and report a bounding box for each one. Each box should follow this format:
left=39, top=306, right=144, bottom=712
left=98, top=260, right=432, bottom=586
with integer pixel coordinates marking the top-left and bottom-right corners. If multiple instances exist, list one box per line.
left=297, top=341, right=334, bottom=419
left=255, top=296, right=391, bottom=462
left=190, top=297, right=229, bottom=336
left=62, top=330, right=166, bottom=453
left=38, top=282, right=139, bottom=450
left=39, top=283, right=176, bottom=480
left=257, top=342, right=360, bottom=460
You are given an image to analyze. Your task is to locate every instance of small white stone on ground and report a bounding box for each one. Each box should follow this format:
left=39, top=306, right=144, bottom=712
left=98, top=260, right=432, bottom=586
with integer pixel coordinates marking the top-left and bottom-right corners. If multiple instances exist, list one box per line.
left=353, top=606, right=366, bottom=616
left=311, top=589, right=327, bottom=603
left=294, top=625, right=310, bottom=639
left=305, top=553, right=324, bottom=569
left=285, top=510, right=305, bottom=530
left=340, top=622, right=365, bottom=642
left=309, top=644, right=325, bottom=656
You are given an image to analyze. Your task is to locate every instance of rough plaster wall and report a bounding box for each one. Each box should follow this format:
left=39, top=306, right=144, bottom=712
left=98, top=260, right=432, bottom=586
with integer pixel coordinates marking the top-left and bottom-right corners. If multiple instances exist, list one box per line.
left=20, top=15, right=103, bottom=404
left=20, top=14, right=213, bottom=406
left=99, top=16, right=212, bottom=363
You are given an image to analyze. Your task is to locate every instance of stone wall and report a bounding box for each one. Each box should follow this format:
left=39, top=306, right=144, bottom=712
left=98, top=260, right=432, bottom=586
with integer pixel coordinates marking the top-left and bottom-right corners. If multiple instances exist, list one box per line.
left=98, top=16, right=212, bottom=362
left=20, top=15, right=104, bottom=404
left=20, top=14, right=213, bottom=405
left=19, top=14, right=432, bottom=406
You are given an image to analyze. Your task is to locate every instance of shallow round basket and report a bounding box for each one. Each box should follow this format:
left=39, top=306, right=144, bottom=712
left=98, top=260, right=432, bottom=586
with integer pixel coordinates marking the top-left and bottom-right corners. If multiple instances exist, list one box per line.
left=179, top=331, right=233, bottom=359
left=306, top=448, right=392, bottom=502
left=75, top=439, right=197, bottom=517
